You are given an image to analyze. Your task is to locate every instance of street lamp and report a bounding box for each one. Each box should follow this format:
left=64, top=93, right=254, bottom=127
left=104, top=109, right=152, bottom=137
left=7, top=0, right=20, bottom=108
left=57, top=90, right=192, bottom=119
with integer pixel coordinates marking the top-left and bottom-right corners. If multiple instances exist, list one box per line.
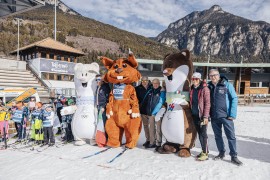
left=15, top=18, right=22, bottom=61
left=54, top=0, right=57, bottom=40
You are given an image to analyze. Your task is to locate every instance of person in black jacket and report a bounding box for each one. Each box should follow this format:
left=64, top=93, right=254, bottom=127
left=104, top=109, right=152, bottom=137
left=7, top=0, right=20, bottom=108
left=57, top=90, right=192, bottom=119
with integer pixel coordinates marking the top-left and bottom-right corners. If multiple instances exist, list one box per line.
left=135, top=76, right=152, bottom=147
left=144, top=78, right=163, bottom=148
left=95, top=75, right=111, bottom=127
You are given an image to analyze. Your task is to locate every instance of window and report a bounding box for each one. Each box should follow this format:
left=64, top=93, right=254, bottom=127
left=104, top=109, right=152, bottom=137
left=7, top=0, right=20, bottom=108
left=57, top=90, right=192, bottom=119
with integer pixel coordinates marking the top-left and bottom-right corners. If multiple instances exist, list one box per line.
left=70, top=56, right=74, bottom=62
left=194, top=66, right=204, bottom=74
left=57, top=55, right=61, bottom=60
left=49, top=53, right=54, bottom=59
left=63, top=75, right=69, bottom=81
left=69, top=75, right=74, bottom=81
left=251, top=68, right=264, bottom=73
left=138, top=64, right=151, bottom=71
left=41, top=72, right=48, bottom=80
left=41, top=52, right=46, bottom=58
left=57, top=75, right=62, bottom=80
left=262, top=82, right=270, bottom=87
left=218, top=67, right=229, bottom=73
left=153, top=64, right=162, bottom=71
left=49, top=73, right=54, bottom=80
left=264, top=68, right=270, bottom=73
left=64, top=56, right=68, bottom=61
left=250, top=82, right=260, bottom=87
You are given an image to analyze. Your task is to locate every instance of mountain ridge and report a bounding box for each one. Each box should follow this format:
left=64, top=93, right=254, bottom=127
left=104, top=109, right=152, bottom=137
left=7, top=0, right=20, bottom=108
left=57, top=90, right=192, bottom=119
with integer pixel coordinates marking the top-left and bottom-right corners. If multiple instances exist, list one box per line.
left=155, top=5, right=270, bottom=63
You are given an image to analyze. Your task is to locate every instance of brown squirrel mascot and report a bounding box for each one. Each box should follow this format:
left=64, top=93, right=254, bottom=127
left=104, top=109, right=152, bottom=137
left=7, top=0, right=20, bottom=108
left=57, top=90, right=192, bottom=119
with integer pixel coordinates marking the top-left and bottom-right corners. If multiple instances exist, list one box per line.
left=99, top=50, right=142, bottom=149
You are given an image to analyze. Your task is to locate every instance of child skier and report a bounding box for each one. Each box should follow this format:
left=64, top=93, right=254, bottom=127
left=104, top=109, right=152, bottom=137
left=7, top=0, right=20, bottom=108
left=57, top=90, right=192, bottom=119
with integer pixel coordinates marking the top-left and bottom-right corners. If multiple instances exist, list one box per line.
left=0, top=105, right=11, bottom=142
left=61, top=101, right=74, bottom=143
left=12, top=101, right=28, bottom=142
left=29, top=102, right=44, bottom=144
left=40, top=104, right=55, bottom=146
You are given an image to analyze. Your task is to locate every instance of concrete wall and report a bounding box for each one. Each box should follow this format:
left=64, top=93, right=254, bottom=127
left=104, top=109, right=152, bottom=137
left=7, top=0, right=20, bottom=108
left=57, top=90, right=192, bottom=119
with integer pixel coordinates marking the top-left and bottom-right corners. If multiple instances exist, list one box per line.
left=0, top=58, right=26, bottom=70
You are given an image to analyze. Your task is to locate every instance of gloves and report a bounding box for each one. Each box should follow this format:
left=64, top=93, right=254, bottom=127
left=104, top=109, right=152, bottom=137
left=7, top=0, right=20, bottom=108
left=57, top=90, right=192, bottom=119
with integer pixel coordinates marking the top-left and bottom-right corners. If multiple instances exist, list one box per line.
left=155, top=108, right=166, bottom=122
left=128, top=109, right=140, bottom=118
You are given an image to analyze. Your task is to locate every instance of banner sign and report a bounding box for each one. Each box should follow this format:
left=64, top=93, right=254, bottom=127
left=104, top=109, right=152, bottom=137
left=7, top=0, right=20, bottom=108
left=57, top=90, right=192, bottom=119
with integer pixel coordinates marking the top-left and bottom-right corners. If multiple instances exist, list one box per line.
left=40, top=58, right=75, bottom=74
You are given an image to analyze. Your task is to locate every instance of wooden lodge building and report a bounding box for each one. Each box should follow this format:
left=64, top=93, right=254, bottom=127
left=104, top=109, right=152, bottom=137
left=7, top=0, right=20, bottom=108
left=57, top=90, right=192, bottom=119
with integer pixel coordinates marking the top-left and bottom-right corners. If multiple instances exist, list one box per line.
left=10, top=37, right=84, bottom=96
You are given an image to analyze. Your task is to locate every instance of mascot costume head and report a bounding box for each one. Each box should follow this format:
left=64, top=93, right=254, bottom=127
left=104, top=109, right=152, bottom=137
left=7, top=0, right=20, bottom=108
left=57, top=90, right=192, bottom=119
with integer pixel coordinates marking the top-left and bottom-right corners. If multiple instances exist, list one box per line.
left=157, top=49, right=197, bottom=157
left=99, top=50, right=142, bottom=149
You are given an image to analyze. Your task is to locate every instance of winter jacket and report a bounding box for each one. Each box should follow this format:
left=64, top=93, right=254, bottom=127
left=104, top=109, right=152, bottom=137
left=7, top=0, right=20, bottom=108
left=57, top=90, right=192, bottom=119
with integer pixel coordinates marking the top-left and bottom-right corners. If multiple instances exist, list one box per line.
left=146, top=86, right=164, bottom=116
left=62, top=114, right=73, bottom=124
left=30, top=108, right=42, bottom=123
left=190, top=82, right=211, bottom=119
left=0, top=111, right=10, bottom=121
left=152, top=90, right=166, bottom=115
left=135, top=83, right=152, bottom=115
left=96, top=83, right=111, bottom=108
left=208, top=76, right=238, bottom=119
left=40, top=110, right=54, bottom=127
left=12, top=107, right=28, bottom=123
left=55, top=100, right=63, bottom=109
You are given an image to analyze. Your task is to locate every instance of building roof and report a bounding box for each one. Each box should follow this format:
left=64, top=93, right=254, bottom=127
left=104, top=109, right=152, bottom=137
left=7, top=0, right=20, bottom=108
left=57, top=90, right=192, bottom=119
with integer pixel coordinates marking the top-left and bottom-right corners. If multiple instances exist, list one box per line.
left=10, top=37, right=84, bottom=56
left=137, top=59, right=270, bottom=67
left=0, top=0, right=45, bottom=18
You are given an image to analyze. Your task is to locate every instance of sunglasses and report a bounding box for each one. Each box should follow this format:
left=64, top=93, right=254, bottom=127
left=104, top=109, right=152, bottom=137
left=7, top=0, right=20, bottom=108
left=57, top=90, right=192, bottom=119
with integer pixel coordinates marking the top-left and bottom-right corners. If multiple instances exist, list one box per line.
left=192, top=78, right=200, bottom=81
left=209, top=74, right=219, bottom=78
left=96, top=78, right=101, bottom=81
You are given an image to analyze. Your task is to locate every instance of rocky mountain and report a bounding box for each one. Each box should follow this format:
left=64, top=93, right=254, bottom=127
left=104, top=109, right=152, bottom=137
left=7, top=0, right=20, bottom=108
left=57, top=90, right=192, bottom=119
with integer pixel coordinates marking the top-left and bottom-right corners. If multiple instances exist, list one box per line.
left=45, top=0, right=80, bottom=16
left=155, top=5, right=270, bottom=63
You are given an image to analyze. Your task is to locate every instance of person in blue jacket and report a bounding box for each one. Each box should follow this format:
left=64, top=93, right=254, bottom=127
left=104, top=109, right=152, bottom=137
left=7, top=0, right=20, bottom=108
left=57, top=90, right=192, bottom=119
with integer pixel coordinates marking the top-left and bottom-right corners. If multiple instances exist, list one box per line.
left=208, top=69, right=243, bottom=166
left=12, top=101, right=28, bottom=142
left=145, top=78, right=166, bottom=149
left=40, top=104, right=55, bottom=146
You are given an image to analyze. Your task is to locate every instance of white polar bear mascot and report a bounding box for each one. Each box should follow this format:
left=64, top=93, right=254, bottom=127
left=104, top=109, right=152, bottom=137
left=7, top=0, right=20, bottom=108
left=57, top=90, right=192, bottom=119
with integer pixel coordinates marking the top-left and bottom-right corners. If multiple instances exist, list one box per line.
left=61, top=62, right=99, bottom=146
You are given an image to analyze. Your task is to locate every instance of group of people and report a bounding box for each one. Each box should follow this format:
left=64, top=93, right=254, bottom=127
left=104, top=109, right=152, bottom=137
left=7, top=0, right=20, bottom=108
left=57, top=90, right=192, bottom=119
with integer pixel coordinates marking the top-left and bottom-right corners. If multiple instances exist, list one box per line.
left=136, top=69, right=242, bottom=165
left=0, top=96, right=76, bottom=147
left=0, top=69, right=243, bottom=166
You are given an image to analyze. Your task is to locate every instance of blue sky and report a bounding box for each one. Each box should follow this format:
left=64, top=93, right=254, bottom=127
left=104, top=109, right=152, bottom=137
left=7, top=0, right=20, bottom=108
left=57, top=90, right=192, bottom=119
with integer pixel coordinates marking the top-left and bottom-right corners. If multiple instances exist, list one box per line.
left=61, top=0, right=270, bottom=37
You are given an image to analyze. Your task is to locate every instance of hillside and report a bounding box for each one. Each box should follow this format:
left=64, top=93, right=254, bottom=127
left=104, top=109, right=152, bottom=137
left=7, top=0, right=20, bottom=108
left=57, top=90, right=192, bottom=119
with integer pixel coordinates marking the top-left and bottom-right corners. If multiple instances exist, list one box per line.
left=0, top=3, right=177, bottom=63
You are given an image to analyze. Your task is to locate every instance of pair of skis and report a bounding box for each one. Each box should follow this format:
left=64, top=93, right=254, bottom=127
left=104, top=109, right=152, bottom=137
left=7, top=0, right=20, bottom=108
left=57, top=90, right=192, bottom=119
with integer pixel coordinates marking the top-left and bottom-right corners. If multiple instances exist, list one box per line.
left=82, top=147, right=128, bottom=163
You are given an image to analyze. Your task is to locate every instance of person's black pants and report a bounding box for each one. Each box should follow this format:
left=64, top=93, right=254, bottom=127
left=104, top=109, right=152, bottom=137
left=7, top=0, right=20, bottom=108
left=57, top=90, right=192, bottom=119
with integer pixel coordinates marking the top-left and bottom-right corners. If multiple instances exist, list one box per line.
left=57, top=107, right=63, bottom=123
left=193, top=115, right=209, bottom=154
left=43, top=127, right=55, bottom=144
left=65, top=123, right=74, bottom=141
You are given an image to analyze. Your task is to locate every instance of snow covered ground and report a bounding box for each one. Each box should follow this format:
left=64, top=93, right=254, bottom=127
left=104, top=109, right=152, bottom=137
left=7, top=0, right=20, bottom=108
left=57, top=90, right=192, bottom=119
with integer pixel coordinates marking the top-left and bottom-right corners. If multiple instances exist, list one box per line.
left=1, top=105, right=270, bottom=180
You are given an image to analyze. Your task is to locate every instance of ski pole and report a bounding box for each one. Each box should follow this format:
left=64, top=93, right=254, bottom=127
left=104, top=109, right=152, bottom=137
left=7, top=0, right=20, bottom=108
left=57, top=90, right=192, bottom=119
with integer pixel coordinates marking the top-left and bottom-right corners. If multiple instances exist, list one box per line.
left=107, top=148, right=128, bottom=163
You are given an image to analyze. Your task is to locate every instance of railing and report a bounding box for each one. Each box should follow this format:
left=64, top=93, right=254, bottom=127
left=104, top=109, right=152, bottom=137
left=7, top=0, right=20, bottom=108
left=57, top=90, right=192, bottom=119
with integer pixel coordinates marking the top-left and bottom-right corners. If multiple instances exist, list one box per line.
left=26, top=63, right=51, bottom=93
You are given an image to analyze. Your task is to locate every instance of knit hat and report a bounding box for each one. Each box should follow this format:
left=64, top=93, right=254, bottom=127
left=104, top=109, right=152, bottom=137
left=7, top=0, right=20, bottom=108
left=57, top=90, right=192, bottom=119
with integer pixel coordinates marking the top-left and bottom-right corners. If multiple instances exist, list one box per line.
left=192, top=72, right=202, bottom=80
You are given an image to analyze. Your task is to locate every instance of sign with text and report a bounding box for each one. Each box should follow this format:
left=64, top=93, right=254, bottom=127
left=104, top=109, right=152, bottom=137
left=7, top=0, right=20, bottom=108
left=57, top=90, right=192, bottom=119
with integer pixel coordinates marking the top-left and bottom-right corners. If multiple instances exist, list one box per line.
left=40, top=58, right=75, bottom=74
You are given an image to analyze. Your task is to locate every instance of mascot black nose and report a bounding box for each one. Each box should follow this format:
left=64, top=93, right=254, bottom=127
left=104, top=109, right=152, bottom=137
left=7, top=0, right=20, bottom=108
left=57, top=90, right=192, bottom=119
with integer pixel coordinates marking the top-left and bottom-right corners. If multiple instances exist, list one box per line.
left=115, top=68, right=123, bottom=73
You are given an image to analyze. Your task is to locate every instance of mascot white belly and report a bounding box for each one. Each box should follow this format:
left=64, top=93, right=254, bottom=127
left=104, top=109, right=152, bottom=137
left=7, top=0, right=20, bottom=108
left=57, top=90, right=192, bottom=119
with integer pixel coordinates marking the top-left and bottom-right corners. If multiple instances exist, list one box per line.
left=62, top=63, right=99, bottom=146
left=161, top=65, right=189, bottom=145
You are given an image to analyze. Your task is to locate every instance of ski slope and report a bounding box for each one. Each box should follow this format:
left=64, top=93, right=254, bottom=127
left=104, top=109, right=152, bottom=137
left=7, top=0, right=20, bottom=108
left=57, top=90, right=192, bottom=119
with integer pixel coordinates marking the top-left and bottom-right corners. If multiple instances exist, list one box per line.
left=1, top=105, right=270, bottom=180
